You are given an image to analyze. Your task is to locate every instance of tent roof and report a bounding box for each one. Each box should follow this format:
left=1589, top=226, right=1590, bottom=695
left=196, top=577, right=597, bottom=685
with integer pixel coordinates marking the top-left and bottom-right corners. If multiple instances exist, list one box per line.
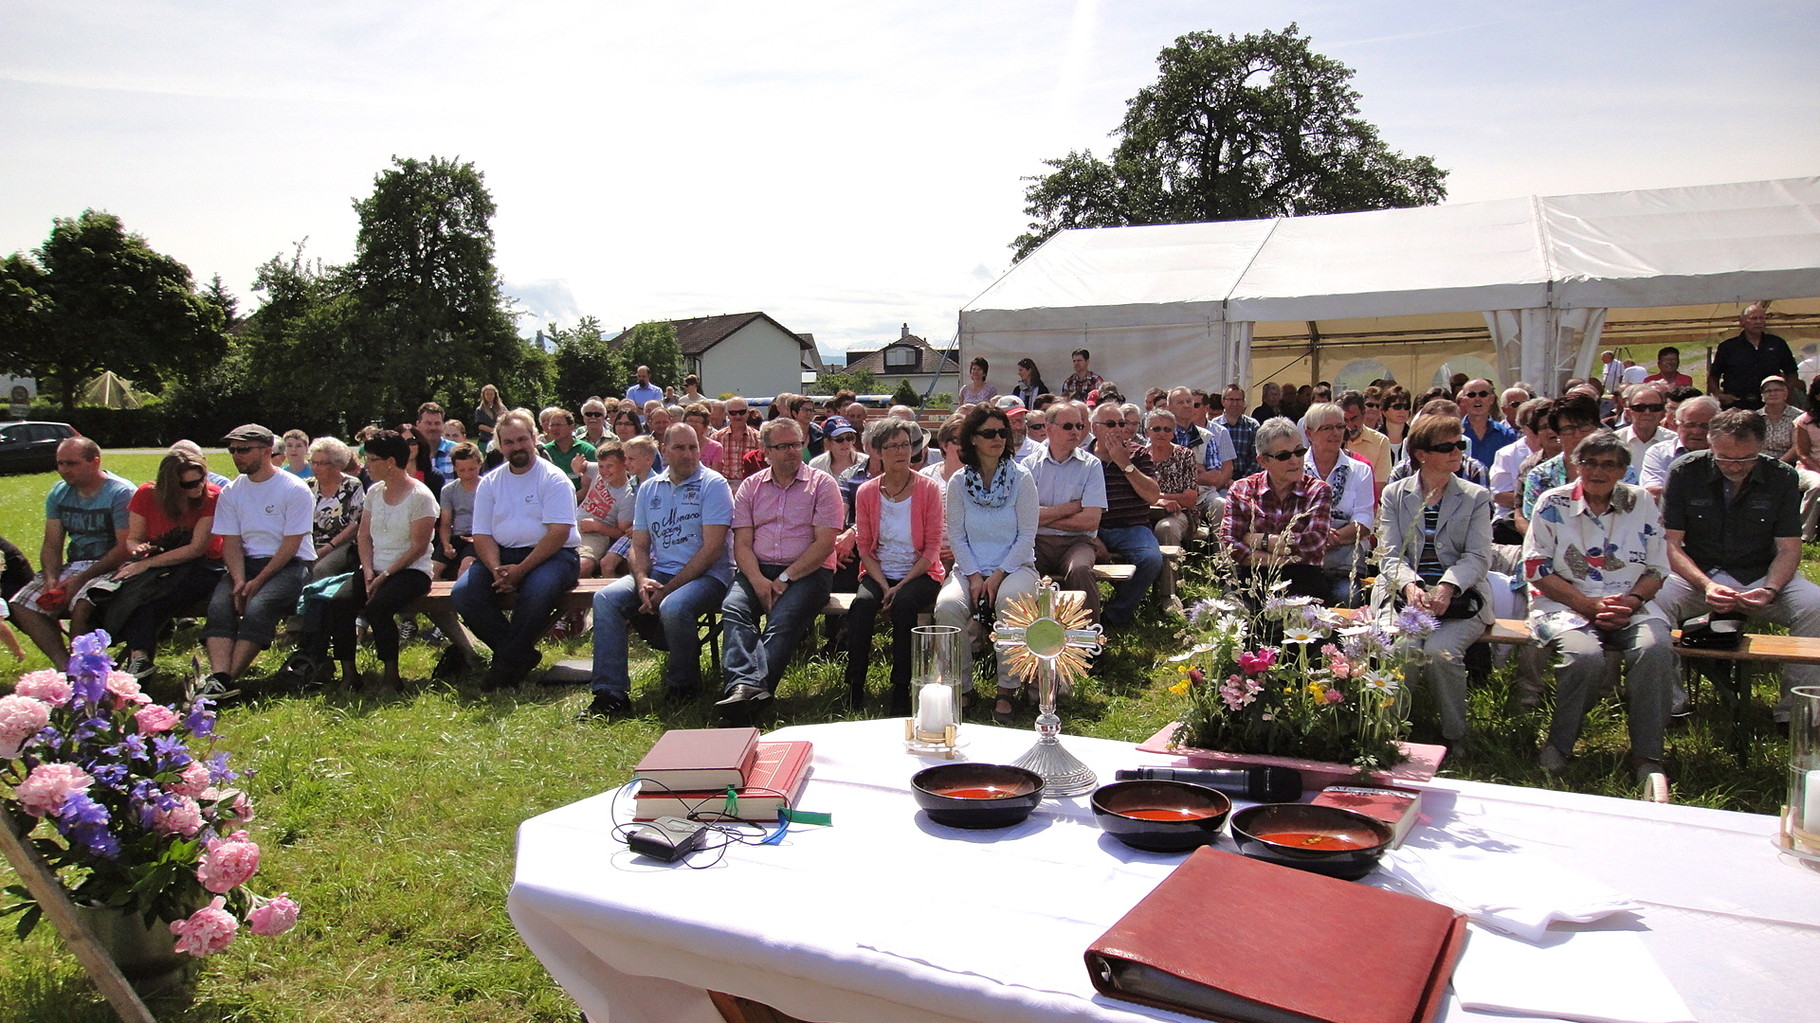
left=963, top=175, right=1820, bottom=326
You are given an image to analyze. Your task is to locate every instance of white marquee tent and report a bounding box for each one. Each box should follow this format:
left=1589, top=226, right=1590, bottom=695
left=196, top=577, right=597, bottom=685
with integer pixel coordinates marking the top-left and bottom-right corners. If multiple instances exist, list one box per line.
left=960, top=176, right=1820, bottom=395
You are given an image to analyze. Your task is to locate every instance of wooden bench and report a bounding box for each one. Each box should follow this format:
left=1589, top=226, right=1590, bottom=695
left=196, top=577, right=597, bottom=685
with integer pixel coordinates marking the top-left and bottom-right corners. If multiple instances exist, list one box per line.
left=1089, top=545, right=1185, bottom=583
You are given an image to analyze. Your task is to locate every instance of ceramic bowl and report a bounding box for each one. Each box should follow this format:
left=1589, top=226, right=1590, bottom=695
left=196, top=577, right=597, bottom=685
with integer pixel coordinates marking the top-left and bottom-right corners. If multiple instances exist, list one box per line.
left=1229, top=802, right=1393, bottom=880
left=911, top=763, right=1045, bottom=829
left=1090, top=780, right=1231, bottom=852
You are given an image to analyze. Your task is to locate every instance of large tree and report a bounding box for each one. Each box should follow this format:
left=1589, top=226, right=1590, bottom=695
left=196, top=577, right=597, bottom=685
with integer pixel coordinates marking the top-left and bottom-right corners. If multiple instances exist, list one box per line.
left=614, top=321, right=686, bottom=391
left=0, top=210, right=226, bottom=408
left=550, top=316, right=624, bottom=403
left=1012, top=24, right=1447, bottom=260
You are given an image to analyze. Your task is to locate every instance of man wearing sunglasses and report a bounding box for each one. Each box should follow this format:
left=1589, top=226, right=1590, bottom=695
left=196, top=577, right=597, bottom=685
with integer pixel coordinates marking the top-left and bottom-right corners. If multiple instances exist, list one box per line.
left=1088, top=405, right=1165, bottom=625
left=1456, top=378, right=1517, bottom=469
left=1022, top=401, right=1109, bottom=622
left=1640, top=395, right=1718, bottom=501
left=1615, top=385, right=1673, bottom=467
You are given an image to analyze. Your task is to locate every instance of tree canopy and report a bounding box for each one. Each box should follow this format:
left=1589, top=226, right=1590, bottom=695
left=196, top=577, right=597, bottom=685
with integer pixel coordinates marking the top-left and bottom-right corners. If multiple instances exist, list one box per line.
left=1012, top=24, right=1447, bottom=261
left=551, top=316, right=624, bottom=403
left=0, top=210, right=226, bottom=408
left=614, top=321, right=685, bottom=391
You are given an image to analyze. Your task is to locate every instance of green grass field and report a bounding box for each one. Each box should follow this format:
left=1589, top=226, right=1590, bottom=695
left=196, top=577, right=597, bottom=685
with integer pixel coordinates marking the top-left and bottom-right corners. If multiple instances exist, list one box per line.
left=0, top=451, right=1800, bottom=1021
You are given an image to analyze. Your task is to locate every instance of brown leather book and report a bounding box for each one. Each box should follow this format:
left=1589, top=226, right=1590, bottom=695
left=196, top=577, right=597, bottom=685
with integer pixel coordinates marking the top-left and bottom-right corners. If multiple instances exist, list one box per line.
left=1085, top=847, right=1467, bottom=1023
left=632, top=727, right=761, bottom=791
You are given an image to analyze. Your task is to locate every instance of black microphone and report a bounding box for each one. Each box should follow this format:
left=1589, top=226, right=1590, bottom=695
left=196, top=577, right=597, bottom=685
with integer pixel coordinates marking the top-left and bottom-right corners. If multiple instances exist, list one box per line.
left=1115, top=766, right=1303, bottom=802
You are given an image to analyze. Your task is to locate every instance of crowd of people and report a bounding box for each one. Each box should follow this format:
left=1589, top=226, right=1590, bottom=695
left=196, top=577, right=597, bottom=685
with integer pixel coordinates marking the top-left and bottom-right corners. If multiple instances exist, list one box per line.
left=5, top=307, right=1813, bottom=800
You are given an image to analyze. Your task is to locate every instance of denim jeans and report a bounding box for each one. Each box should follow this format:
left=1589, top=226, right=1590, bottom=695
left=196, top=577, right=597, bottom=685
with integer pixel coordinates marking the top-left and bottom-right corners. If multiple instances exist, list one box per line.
left=451, top=546, right=580, bottom=674
left=721, top=565, right=833, bottom=694
left=591, top=570, right=729, bottom=697
left=1097, top=523, right=1163, bottom=625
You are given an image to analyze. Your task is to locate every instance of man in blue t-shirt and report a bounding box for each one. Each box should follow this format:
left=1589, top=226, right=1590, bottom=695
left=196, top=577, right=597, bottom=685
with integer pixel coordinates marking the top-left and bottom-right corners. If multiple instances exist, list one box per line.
left=625, top=364, right=664, bottom=409
left=584, top=424, right=734, bottom=718
left=9, top=437, right=134, bottom=669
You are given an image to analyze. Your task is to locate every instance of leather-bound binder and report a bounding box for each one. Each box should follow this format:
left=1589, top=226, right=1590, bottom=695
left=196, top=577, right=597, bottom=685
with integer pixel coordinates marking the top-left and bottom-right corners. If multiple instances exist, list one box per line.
left=1085, top=847, right=1467, bottom=1023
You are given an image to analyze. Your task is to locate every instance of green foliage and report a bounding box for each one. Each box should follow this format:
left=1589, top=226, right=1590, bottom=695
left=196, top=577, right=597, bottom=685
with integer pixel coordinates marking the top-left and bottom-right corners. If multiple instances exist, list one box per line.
left=613, top=321, right=685, bottom=390
left=816, top=366, right=878, bottom=397
left=1012, top=24, right=1448, bottom=260
left=889, top=379, right=921, bottom=407
left=0, top=210, right=227, bottom=407
left=550, top=316, right=623, bottom=403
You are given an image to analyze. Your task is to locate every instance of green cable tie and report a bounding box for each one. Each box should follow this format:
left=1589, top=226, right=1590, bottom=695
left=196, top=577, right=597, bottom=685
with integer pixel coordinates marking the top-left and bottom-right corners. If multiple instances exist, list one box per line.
left=719, top=785, right=739, bottom=817
left=779, top=808, right=832, bottom=826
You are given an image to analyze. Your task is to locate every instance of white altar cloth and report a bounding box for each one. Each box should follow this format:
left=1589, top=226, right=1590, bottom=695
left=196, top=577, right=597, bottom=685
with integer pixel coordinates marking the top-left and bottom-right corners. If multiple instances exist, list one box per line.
left=509, top=719, right=1820, bottom=1023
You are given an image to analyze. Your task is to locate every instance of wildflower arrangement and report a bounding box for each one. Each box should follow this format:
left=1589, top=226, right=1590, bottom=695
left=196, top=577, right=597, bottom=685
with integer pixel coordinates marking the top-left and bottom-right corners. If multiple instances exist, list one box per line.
left=1166, top=589, right=1441, bottom=771
left=0, top=632, right=298, bottom=955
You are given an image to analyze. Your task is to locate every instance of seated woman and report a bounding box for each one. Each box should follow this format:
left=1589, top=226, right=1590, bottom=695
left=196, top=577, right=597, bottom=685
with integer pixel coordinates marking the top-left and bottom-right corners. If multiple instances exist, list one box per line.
left=845, top=417, right=946, bottom=715
left=307, top=437, right=364, bottom=581
left=933, top=406, right=1039, bottom=724
left=1374, top=413, right=1493, bottom=746
left=1522, top=429, right=1673, bottom=800
left=1220, top=417, right=1332, bottom=602
left=1142, top=407, right=1199, bottom=613
left=325, top=430, right=439, bottom=692
left=1302, top=402, right=1377, bottom=606
left=84, top=450, right=225, bottom=679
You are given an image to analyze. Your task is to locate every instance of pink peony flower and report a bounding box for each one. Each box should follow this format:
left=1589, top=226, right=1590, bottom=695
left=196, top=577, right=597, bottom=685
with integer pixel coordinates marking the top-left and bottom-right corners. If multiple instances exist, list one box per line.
left=247, top=893, right=299, bottom=936
left=104, top=670, right=150, bottom=706
left=13, top=670, right=72, bottom=706
left=0, top=694, right=51, bottom=759
left=169, top=896, right=238, bottom=956
left=169, top=761, right=211, bottom=799
left=204, top=788, right=255, bottom=823
left=16, top=762, right=94, bottom=817
left=1323, top=687, right=1345, bottom=704
left=197, top=830, right=261, bottom=893
left=134, top=703, right=179, bottom=734
left=152, top=795, right=204, bottom=837
left=1236, top=648, right=1278, bottom=675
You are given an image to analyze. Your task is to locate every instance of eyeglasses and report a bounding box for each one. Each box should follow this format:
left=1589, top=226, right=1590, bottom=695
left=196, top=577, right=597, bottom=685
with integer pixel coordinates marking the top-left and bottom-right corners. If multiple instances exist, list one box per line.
left=1260, top=446, right=1309, bottom=462
left=227, top=445, right=263, bottom=455
left=1713, top=454, right=1760, bottom=465
left=1423, top=440, right=1470, bottom=453
left=765, top=442, right=799, bottom=451
left=1093, top=420, right=1124, bottom=429
left=179, top=476, right=206, bottom=489
left=878, top=440, right=914, bottom=452
left=1555, top=423, right=1595, bottom=436
left=1364, top=402, right=1381, bottom=409
left=1389, top=403, right=1411, bottom=411
left=1576, top=458, right=1624, bottom=471
left=1628, top=403, right=1665, bottom=413
left=1055, top=422, right=1087, bottom=431
left=974, top=428, right=1011, bottom=440
left=1312, top=423, right=1344, bottom=433
left=1026, top=423, right=1048, bottom=431
left=1461, top=390, right=1494, bottom=399
left=1147, top=425, right=1175, bottom=433
left=830, top=434, right=855, bottom=442
left=584, top=411, right=605, bottom=418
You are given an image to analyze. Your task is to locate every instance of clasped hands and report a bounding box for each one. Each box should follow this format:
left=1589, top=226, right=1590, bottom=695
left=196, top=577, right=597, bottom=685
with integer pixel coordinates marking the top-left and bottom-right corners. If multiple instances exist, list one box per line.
left=1704, top=581, right=1777, bottom=614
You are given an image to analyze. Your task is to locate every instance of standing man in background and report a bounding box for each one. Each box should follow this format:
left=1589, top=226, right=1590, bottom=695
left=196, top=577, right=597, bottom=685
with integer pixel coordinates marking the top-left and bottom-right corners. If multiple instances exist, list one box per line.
left=1711, top=304, right=1796, bottom=409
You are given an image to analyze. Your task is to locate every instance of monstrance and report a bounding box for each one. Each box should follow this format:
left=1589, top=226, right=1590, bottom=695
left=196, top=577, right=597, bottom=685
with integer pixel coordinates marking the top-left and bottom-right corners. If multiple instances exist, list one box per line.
left=993, top=579, right=1103, bottom=795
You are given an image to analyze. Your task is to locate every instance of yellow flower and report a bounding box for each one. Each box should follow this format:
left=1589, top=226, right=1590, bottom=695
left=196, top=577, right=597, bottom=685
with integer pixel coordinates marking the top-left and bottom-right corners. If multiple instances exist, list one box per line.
left=1308, top=682, right=1327, bottom=701
left=1169, top=680, right=1191, bottom=696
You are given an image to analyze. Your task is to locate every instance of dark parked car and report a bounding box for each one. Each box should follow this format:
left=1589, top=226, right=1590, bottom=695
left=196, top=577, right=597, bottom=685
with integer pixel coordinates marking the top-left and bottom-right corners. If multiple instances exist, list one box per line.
left=0, top=420, right=80, bottom=474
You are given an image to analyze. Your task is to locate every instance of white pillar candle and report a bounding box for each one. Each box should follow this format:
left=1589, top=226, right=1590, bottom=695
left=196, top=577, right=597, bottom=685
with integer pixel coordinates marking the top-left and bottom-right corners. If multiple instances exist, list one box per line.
left=916, top=682, right=955, bottom=734
left=1803, top=769, right=1820, bottom=835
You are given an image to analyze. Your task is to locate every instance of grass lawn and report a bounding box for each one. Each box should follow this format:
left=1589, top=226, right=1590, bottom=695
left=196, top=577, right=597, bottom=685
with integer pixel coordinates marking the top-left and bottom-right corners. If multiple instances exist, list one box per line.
left=0, top=451, right=1802, bottom=1021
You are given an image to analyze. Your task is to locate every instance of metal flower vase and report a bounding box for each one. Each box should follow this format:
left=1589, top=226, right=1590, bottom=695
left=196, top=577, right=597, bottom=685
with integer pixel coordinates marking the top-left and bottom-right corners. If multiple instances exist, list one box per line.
left=993, top=580, right=1103, bottom=795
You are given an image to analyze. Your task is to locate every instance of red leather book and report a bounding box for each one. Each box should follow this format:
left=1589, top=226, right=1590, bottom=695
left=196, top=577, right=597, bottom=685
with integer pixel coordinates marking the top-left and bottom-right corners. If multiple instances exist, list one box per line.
left=1085, top=847, right=1467, bottom=1023
left=1311, top=785, right=1424, bottom=849
left=632, top=727, right=760, bottom=791
left=632, top=741, right=813, bottom=822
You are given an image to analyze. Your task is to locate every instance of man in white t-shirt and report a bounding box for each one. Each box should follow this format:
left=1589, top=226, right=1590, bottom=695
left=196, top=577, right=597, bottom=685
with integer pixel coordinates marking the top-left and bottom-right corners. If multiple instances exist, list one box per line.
left=451, top=410, right=582, bottom=689
left=199, top=424, right=316, bottom=700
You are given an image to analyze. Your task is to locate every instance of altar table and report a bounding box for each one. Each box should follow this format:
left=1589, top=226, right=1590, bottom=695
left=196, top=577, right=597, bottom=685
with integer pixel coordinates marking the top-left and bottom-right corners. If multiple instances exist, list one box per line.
left=509, top=719, right=1820, bottom=1023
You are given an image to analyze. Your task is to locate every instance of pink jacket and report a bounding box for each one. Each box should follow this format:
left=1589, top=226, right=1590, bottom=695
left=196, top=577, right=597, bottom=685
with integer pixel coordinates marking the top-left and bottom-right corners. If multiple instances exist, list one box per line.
left=854, top=473, right=947, bottom=583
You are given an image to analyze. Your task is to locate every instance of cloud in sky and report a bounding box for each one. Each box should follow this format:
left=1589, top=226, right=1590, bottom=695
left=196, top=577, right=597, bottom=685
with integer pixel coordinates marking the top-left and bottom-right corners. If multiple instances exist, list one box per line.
left=3, top=1, right=1817, bottom=366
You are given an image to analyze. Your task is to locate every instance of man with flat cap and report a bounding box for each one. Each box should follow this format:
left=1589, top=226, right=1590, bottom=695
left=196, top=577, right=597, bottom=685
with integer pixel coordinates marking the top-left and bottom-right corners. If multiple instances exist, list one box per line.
left=198, top=424, right=315, bottom=700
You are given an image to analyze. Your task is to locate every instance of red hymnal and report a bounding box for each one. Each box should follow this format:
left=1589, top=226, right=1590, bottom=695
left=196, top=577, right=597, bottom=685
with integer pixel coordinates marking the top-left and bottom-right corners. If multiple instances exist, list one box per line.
left=1311, top=785, right=1424, bottom=848
left=632, top=727, right=760, bottom=791
left=632, top=741, right=813, bottom=822
left=1086, top=847, right=1467, bottom=1023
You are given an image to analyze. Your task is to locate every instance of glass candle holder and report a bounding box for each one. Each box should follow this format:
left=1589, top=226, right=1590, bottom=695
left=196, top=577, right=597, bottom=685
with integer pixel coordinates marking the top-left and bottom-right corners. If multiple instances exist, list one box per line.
left=1784, top=685, right=1820, bottom=858
left=906, top=625, right=963, bottom=753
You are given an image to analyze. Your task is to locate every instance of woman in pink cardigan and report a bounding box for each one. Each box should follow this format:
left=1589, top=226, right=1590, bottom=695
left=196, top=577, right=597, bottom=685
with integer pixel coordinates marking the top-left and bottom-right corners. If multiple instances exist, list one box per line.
left=845, top=418, right=947, bottom=714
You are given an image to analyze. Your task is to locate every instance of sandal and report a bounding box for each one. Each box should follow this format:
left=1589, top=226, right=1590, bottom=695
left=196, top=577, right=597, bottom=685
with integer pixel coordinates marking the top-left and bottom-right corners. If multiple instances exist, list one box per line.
left=992, top=687, right=1019, bottom=726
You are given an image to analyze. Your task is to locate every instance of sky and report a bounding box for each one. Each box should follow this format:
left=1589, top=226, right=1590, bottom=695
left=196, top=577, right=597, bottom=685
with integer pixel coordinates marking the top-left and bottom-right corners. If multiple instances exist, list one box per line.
left=3, top=1, right=1817, bottom=366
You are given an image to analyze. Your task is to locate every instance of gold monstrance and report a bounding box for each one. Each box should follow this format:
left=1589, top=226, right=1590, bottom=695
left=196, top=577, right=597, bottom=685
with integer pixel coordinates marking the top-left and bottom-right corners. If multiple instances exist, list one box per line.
left=993, top=579, right=1103, bottom=795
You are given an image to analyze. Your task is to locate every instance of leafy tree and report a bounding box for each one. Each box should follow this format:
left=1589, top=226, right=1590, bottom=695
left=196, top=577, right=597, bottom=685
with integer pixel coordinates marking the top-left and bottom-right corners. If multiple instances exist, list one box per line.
left=203, top=273, right=242, bottom=330
left=815, top=366, right=879, bottom=397
left=1012, top=24, right=1447, bottom=260
left=890, top=379, right=921, bottom=407
left=614, top=321, right=685, bottom=390
left=0, top=210, right=226, bottom=408
left=551, top=316, right=624, bottom=403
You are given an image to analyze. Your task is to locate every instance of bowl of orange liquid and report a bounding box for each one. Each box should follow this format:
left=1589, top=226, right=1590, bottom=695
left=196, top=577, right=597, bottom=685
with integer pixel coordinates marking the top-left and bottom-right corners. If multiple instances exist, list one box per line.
left=1090, top=780, right=1232, bottom=852
left=1230, top=803, right=1393, bottom=879
left=912, top=763, right=1046, bottom=829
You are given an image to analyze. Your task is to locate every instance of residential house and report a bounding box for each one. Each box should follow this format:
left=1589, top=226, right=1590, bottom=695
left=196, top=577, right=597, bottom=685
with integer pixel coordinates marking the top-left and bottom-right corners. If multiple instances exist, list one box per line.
left=622, top=311, right=818, bottom=400
left=843, top=325, right=961, bottom=401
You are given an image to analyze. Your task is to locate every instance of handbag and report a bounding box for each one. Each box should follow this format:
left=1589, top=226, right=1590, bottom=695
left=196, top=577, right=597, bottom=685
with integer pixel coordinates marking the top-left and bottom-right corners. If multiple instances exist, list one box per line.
left=1395, top=584, right=1484, bottom=621
left=1676, top=612, right=1747, bottom=650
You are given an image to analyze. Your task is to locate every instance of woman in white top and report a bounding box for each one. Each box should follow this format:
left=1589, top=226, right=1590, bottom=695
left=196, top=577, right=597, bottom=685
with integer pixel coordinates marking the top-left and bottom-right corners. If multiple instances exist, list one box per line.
left=338, top=429, right=438, bottom=692
left=1303, top=402, right=1377, bottom=605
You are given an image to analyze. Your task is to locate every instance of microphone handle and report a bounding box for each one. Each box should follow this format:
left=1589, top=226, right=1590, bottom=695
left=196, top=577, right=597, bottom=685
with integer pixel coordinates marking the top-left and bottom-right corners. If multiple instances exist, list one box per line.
left=1114, top=766, right=1303, bottom=801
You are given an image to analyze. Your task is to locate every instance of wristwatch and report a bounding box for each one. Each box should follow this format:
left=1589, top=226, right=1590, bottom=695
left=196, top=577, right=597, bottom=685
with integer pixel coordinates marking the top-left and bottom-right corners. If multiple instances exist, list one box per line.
left=778, top=571, right=793, bottom=584
left=1121, top=462, right=1137, bottom=473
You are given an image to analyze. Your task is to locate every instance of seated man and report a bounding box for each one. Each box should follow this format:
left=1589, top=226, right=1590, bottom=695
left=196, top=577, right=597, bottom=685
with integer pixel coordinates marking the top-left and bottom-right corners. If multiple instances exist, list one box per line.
left=9, top=437, right=134, bottom=670
left=585, top=424, right=733, bottom=717
left=715, top=419, right=841, bottom=723
left=198, top=425, right=316, bottom=699
left=451, top=410, right=582, bottom=689
left=1088, top=402, right=1165, bottom=625
left=1523, top=430, right=1673, bottom=800
left=1658, top=408, right=1819, bottom=727
left=1021, top=399, right=1108, bottom=621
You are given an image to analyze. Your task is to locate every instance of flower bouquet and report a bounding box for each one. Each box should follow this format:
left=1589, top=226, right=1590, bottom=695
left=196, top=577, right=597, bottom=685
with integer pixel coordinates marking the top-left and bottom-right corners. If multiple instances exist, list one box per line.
left=0, top=632, right=297, bottom=959
left=1159, top=591, right=1445, bottom=775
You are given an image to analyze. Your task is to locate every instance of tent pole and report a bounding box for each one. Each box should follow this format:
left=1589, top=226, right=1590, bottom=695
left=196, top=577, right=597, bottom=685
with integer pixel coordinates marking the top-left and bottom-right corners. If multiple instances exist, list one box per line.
left=1306, top=322, right=1323, bottom=384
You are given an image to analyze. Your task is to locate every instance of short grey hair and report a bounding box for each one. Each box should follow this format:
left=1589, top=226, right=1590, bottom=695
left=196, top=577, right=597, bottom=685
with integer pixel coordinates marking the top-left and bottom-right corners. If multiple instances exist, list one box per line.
left=1255, top=416, right=1303, bottom=456
left=864, top=416, right=915, bottom=453
left=1677, top=395, right=1721, bottom=421
left=1303, top=402, right=1343, bottom=430
left=1144, top=408, right=1177, bottom=429
left=308, top=436, right=350, bottom=468
left=758, top=417, right=801, bottom=447
left=1572, top=429, right=1630, bottom=467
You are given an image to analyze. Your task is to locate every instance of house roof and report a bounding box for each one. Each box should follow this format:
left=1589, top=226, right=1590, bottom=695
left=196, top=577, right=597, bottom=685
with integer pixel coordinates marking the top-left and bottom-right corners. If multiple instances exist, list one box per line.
left=646, top=311, right=814, bottom=357
left=843, top=332, right=959, bottom=376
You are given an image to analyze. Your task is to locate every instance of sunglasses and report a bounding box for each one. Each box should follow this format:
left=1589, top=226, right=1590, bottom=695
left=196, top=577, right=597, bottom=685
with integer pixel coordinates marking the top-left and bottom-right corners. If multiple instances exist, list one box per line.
left=179, top=476, right=206, bottom=489
left=1026, top=423, right=1048, bottom=430
left=1056, top=422, right=1087, bottom=431
left=1461, top=390, right=1494, bottom=399
left=227, top=445, right=264, bottom=455
left=1423, top=440, right=1470, bottom=453
left=1147, top=425, right=1175, bottom=433
left=1260, top=446, right=1309, bottom=462
left=1389, top=403, right=1411, bottom=411
left=1628, top=402, right=1665, bottom=413
left=1364, top=402, right=1381, bottom=409
left=584, top=411, right=605, bottom=418
left=974, top=428, right=1011, bottom=440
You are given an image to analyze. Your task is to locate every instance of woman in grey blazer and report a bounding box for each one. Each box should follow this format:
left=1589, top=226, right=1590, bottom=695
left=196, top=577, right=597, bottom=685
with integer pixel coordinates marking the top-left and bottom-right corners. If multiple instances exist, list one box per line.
left=1373, top=414, right=1494, bottom=744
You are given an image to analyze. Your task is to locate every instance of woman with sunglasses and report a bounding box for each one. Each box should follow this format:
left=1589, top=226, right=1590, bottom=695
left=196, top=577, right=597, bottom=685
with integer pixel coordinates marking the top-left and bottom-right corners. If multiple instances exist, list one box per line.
left=1220, top=417, right=1332, bottom=601
left=935, top=406, right=1039, bottom=721
left=87, top=451, right=225, bottom=679
left=845, top=418, right=945, bottom=714
left=1374, top=413, right=1493, bottom=746
left=1381, top=385, right=1413, bottom=462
